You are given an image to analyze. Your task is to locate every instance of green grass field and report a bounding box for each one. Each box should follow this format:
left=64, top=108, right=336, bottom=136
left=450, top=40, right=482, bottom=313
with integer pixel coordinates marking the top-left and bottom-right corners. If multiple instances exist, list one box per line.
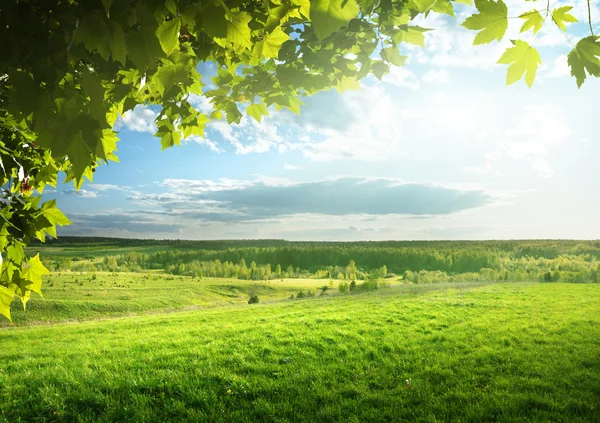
left=1, top=282, right=598, bottom=422
left=2, top=272, right=333, bottom=327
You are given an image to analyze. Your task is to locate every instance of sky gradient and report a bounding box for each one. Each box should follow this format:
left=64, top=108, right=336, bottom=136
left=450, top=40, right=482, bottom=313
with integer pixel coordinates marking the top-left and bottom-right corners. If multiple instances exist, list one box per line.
left=51, top=0, right=600, bottom=241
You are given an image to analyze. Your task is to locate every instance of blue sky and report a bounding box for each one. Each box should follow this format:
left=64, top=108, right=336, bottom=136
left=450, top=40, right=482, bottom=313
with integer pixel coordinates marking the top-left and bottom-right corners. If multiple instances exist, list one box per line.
left=53, top=0, right=600, bottom=240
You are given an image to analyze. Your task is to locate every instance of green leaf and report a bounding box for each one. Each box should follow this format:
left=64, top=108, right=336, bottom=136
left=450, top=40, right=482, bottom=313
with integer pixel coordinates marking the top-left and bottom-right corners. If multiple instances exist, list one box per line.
left=335, top=75, right=360, bottom=93
left=73, top=14, right=111, bottom=60
left=182, top=114, right=210, bottom=139
left=567, top=36, right=600, bottom=88
left=109, top=21, right=128, bottom=65
left=356, top=0, right=377, bottom=14
left=21, top=254, right=49, bottom=295
left=156, top=18, right=181, bottom=56
left=371, top=61, right=390, bottom=80
left=225, top=103, right=242, bottom=124
left=392, top=26, right=431, bottom=47
left=252, top=27, right=290, bottom=61
left=201, top=4, right=228, bottom=40
left=125, top=7, right=164, bottom=70
left=152, top=53, right=192, bottom=96
left=101, top=0, right=113, bottom=17
left=158, top=129, right=181, bottom=150
left=552, top=6, right=578, bottom=31
left=6, top=243, right=25, bottom=266
left=97, top=129, right=120, bottom=162
left=411, top=0, right=438, bottom=13
left=247, top=103, right=270, bottom=122
left=81, top=69, right=107, bottom=125
left=497, top=40, right=541, bottom=88
left=310, top=0, right=360, bottom=40
left=0, top=285, right=14, bottom=321
left=227, top=12, right=252, bottom=52
left=431, top=0, right=455, bottom=17
left=156, top=120, right=181, bottom=149
left=380, top=47, right=407, bottom=66
left=41, top=199, right=71, bottom=226
left=519, top=10, right=544, bottom=35
left=165, top=0, right=178, bottom=15
left=462, top=0, right=508, bottom=45
left=295, top=0, right=311, bottom=18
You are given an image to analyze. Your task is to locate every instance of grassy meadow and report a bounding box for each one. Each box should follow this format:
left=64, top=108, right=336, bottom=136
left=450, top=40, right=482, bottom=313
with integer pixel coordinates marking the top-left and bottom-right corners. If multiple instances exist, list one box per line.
left=1, top=282, right=599, bottom=422
left=2, top=272, right=334, bottom=327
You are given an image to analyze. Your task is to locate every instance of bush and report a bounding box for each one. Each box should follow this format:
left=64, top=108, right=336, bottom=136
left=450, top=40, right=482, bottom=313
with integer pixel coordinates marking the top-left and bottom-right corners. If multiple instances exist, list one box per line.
left=338, top=281, right=349, bottom=293
left=349, top=280, right=357, bottom=291
left=248, top=294, right=260, bottom=304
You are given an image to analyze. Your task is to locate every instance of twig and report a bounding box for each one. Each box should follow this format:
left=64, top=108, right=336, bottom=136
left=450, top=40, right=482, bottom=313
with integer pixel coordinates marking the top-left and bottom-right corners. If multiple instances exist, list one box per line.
left=587, top=0, right=595, bottom=36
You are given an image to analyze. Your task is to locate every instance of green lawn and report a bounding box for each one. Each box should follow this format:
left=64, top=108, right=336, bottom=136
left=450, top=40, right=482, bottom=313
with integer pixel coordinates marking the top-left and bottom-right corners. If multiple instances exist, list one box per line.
left=3, top=272, right=332, bottom=327
left=0, top=282, right=598, bottom=422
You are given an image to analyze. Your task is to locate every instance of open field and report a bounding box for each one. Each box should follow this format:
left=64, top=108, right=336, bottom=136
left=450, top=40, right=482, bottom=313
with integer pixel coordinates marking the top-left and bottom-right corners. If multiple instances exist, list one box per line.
left=1, top=282, right=599, bottom=422
left=2, top=272, right=335, bottom=327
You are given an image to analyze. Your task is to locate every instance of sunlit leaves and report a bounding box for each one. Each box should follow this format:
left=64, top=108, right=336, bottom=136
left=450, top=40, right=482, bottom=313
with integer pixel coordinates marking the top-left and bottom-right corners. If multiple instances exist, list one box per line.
left=462, top=0, right=508, bottom=45
left=156, top=18, right=182, bottom=56
left=380, top=47, right=407, bottom=66
left=411, top=0, right=438, bottom=13
left=73, top=14, right=128, bottom=64
left=41, top=200, right=71, bottom=227
left=126, top=15, right=164, bottom=71
left=552, top=6, right=577, bottom=31
left=226, top=12, right=253, bottom=52
left=0, top=286, right=14, bottom=320
left=310, top=0, right=360, bottom=39
left=497, top=40, right=541, bottom=88
left=392, top=26, right=431, bottom=47
left=567, top=36, right=600, bottom=87
left=252, top=27, right=290, bottom=61
left=21, top=254, right=49, bottom=296
left=519, top=10, right=544, bottom=35
left=157, top=120, right=182, bottom=149
left=246, top=103, right=270, bottom=122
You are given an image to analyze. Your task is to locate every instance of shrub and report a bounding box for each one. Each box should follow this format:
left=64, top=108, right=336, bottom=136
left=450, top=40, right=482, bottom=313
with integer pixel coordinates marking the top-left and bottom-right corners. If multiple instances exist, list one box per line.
left=338, top=281, right=349, bottom=293
left=248, top=294, right=260, bottom=304
left=349, top=280, right=357, bottom=291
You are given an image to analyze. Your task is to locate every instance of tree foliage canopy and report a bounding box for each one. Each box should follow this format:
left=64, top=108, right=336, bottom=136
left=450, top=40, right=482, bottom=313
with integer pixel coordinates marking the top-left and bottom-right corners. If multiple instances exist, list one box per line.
left=0, top=0, right=597, bottom=319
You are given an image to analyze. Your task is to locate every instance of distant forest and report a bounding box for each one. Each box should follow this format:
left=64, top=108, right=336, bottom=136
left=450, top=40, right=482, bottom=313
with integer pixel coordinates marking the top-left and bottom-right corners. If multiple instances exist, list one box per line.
left=36, top=237, right=600, bottom=283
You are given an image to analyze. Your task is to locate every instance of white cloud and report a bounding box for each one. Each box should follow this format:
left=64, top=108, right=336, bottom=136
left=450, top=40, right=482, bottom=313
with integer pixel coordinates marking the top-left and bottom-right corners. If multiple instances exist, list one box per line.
left=92, top=184, right=130, bottom=192
left=64, top=189, right=98, bottom=198
left=114, top=105, right=158, bottom=133
left=187, top=94, right=214, bottom=115
left=422, top=69, right=450, bottom=84
left=463, top=163, right=492, bottom=175
left=381, top=67, right=420, bottom=90
left=298, top=85, right=408, bottom=161
left=470, top=104, right=572, bottom=177
left=544, top=54, right=570, bottom=79
left=184, top=135, right=222, bottom=152
left=284, top=163, right=301, bottom=170
left=204, top=113, right=284, bottom=155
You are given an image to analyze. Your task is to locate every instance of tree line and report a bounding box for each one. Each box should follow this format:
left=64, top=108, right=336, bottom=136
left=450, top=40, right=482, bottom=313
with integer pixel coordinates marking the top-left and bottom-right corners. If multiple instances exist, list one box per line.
left=40, top=239, right=600, bottom=284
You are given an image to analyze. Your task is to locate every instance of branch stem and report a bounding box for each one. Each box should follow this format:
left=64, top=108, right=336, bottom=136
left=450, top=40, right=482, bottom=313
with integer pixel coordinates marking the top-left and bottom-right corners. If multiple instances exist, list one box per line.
left=588, top=0, right=595, bottom=36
